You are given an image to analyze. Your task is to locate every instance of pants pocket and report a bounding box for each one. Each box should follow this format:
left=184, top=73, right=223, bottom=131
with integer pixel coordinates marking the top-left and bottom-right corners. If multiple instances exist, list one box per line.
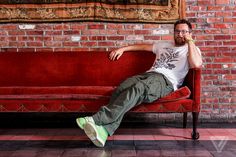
left=143, top=73, right=173, bottom=103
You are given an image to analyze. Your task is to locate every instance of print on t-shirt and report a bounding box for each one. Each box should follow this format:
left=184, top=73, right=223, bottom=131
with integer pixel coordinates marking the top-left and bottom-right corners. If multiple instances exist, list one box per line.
left=153, top=47, right=180, bottom=70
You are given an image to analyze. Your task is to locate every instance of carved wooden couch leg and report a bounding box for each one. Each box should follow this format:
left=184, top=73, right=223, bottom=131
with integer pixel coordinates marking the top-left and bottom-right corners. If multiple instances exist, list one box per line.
left=191, top=112, right=200, bottom=139
left=183, top=112, right=187, bottom=128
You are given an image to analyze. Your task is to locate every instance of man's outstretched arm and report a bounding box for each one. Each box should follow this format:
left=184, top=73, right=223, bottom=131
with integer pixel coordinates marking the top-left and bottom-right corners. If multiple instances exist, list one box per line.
left=109, top=44, right=153, bottom=61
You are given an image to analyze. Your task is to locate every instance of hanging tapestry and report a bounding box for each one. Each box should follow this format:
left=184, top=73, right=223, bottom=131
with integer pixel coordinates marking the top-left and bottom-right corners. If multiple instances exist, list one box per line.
left=0, top=0, right=185, bottom=23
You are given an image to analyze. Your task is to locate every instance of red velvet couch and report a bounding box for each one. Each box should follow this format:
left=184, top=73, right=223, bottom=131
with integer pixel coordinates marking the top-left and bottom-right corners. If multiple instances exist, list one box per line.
left=0, top=51, right=201, bottom=139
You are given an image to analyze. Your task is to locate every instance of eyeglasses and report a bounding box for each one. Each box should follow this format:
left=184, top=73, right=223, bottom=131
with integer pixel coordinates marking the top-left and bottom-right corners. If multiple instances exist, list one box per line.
left=174, top=30, right=191, bottom=34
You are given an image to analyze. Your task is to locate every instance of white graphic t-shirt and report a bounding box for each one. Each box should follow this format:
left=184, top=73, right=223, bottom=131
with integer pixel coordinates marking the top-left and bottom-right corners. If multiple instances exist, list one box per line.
left=148, top=41, right=201, bottom=90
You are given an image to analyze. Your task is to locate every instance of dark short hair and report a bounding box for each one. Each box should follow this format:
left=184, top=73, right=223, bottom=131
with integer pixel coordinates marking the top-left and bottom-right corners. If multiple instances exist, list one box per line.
left=174, top=19, right=192, bottom=31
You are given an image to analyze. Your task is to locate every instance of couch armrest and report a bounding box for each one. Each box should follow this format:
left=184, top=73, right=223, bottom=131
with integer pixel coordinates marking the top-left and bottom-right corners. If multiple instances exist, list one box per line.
left=183, top=68, right=201, bottom=111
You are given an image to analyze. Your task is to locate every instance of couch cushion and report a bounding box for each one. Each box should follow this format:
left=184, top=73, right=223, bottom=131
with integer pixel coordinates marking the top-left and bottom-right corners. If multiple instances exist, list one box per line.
left=155, top=86, right=191, bottom=103
left=0, top=86, right=190, bottom=102
left=131, top=87, right=193, bottom=112
left=133, top=99, right=195, bottom=112
left=0, top=86, right=192, bottom=112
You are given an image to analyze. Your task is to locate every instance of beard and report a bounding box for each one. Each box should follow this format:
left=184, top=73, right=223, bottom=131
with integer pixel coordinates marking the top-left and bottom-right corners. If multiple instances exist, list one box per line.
left=174, top=37, right=186, bottom=46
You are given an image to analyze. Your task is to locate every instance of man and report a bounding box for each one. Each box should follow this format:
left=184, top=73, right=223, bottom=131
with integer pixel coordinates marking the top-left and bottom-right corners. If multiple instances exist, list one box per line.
left=76, top=19, right=202, bottom=147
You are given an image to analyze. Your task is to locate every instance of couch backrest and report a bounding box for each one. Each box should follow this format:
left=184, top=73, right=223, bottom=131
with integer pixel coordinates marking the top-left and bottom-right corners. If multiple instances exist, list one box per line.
left=0, top=51, right=155, bottom=86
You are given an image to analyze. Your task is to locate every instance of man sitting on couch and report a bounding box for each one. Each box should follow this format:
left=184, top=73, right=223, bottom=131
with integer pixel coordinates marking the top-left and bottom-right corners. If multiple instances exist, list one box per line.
left=76, top=19, right=202, bottom=147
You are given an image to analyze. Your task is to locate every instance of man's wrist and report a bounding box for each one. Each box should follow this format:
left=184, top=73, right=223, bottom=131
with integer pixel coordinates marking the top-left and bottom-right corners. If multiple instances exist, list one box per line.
left=187, top=38, right=195, bottom=43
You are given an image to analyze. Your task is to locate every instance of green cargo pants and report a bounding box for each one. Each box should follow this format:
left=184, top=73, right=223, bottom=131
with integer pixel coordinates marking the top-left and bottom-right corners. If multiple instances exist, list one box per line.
left=92, top=72, right=174, bottom=135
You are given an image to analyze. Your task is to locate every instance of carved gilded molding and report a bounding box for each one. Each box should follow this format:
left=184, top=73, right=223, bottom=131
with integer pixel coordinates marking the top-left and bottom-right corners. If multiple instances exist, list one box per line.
left=0, top=0, right=185, bottom=23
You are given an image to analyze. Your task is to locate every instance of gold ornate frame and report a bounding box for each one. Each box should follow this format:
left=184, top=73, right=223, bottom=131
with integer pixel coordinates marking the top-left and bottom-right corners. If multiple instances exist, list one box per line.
left=0, top=0, right=185, bottom=23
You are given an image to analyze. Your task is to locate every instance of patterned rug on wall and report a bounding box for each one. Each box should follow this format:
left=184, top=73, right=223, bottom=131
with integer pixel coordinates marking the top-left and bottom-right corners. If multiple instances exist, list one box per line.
left=0, top=0, right=185, bottom=23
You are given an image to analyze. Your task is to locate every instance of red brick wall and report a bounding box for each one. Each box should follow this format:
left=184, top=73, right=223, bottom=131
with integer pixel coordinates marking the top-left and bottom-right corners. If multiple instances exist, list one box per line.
left=0, top=0, right=235, bottom=121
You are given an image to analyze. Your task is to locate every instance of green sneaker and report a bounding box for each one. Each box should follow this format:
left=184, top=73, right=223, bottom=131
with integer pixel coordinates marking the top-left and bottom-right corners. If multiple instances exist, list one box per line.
left=84, top=121, right=108, bottom=147
left=76, top=116, right=94, bottom=130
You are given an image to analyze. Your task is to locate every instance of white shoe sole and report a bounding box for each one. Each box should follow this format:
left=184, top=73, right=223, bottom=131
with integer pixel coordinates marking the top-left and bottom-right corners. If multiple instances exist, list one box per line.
left=76, top=117, right=95, bottom=130
left=76, top=118, right=84, bottom=129
left=84, top=122, right=105, bottom=147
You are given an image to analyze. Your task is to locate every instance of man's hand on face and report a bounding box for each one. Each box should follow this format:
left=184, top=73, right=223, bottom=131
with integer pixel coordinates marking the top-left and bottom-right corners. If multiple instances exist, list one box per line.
left=184, top=33, right=194, bottom=43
